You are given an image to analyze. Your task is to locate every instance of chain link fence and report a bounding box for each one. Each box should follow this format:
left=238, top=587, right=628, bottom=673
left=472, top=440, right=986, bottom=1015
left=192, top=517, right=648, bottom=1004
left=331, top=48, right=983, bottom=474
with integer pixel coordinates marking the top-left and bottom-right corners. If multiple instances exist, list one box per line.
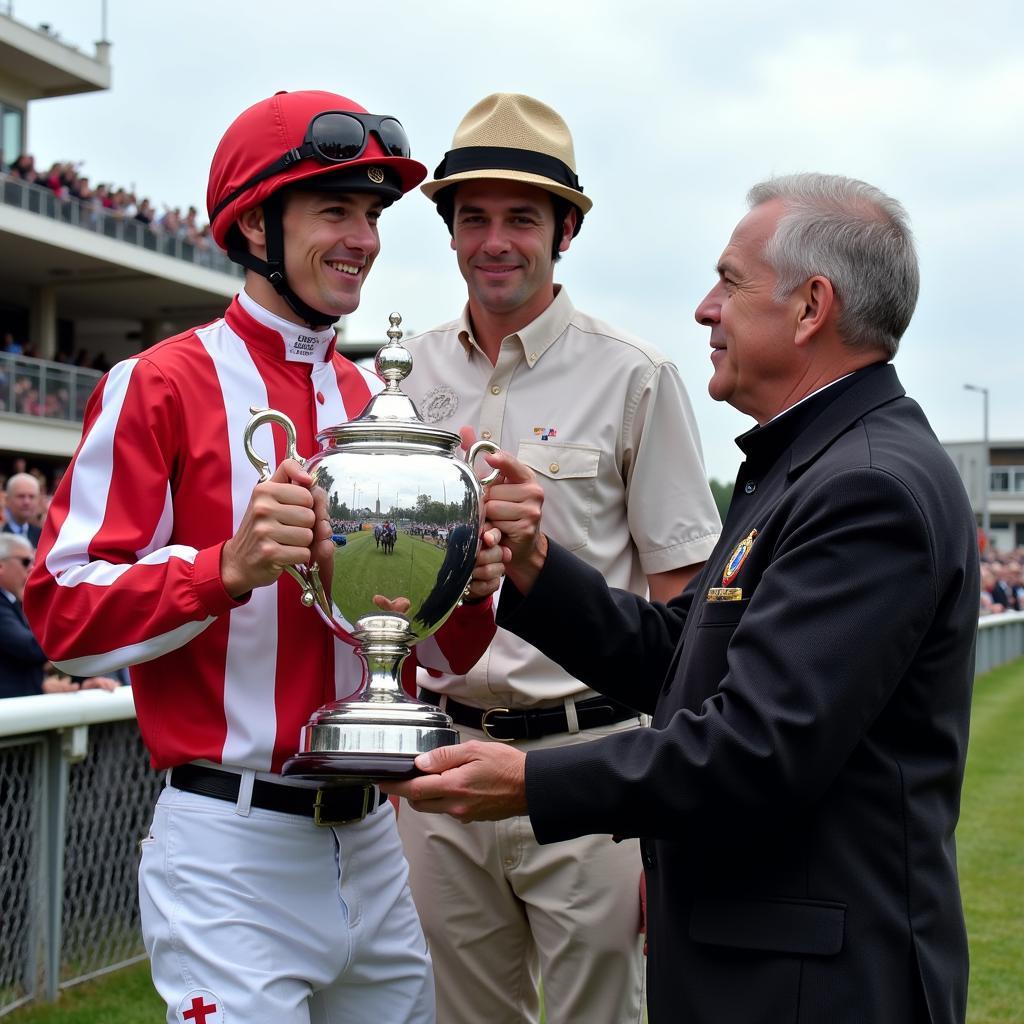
left=0, top=738, right=41, bottom=1015
left=0, top=695, right=162, bottom=1017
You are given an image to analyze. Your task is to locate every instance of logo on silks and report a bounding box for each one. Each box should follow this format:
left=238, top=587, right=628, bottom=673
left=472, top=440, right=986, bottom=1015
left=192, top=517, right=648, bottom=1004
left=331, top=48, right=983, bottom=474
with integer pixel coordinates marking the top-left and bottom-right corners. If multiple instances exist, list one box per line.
left=367, top=166, right=386, bottom=184
left=722, top=529, right=758, bottom=585
left=177, top=990, right=224, bottom=1024
left=533, top=426, right=558, bottom=441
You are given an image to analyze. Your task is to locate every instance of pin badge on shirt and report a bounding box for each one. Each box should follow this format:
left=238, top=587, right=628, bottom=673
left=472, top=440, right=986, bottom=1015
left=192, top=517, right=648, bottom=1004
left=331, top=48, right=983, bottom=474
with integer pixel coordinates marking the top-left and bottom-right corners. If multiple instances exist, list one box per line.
left=721, top=529, right=758, bottom=585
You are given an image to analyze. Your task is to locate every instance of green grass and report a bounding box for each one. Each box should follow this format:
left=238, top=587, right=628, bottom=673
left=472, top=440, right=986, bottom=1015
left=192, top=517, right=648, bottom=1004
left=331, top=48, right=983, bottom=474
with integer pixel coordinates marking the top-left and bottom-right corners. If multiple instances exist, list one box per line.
left=4, top=962, right=161, bottom=1023
left=329, top=530, right=446, bottom=621
left=8, top=658, right=1023, bottom=1023
left=959, top=657, right=1024, bottom=1023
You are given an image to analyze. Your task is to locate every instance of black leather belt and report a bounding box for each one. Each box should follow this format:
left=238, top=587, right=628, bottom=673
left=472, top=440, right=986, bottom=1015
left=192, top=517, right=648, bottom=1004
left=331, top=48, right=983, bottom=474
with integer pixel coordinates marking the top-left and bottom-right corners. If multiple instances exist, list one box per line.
left=419, top=689, right=640, bottom=741
left=169, top=764, right=385, bottom=827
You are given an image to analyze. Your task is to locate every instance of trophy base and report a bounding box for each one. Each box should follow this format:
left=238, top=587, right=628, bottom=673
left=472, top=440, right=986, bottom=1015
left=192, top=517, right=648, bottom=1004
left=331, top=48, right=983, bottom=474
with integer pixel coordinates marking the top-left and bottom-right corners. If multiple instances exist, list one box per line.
left=282, top=692, right=461, bottom=784
left=281, top=752, right=422, bottom=784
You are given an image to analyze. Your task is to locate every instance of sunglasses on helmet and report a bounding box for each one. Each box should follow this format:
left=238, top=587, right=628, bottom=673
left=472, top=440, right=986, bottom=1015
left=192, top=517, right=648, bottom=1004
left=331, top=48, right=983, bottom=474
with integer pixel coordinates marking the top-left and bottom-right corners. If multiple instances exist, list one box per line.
left=211, top=111, right=411, bottom=223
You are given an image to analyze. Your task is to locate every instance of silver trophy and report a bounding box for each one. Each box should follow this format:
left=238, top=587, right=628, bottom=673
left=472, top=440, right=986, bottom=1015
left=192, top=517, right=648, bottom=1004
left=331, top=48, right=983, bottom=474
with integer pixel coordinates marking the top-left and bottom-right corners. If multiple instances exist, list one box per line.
left=242, top=313, right=499, bottom=782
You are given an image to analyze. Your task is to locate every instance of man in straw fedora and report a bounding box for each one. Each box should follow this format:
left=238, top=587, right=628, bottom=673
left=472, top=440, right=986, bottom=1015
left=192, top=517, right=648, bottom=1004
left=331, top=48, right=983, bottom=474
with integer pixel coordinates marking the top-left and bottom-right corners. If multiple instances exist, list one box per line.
left=395, top=93, right=721, bottom=1023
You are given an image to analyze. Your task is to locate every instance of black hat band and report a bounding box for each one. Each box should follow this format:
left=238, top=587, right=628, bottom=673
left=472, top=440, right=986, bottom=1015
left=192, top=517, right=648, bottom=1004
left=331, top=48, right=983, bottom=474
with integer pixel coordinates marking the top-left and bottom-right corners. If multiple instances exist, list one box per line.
left=433, top=146, right=583, bottom=194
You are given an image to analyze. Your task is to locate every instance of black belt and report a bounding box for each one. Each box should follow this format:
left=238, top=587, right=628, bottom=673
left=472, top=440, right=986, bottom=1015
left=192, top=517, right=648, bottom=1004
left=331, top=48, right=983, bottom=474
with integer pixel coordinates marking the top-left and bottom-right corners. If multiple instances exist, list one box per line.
left=419, top=689, right=640, bottom=741
left=169, top=764, right=385, bottom=827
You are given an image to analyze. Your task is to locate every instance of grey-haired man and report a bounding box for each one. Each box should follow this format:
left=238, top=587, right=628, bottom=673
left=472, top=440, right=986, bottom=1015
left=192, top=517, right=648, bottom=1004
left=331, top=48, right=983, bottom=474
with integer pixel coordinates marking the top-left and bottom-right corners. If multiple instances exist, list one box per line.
left=387, top=173, right=978, bottom=1024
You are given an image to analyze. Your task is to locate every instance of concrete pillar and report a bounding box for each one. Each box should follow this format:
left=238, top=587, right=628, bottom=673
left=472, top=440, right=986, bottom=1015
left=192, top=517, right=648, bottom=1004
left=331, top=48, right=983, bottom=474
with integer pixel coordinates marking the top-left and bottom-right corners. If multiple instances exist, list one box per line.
left=140, top=319, right=163, bottom=348
left=29, top=285, right=58, bottom=361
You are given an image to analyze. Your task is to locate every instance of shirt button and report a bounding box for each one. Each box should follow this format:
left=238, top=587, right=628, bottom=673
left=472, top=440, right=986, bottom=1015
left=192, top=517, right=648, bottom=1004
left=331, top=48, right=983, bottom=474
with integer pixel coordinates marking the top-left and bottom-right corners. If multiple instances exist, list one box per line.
left=316, top=391, right=325, bottom=405
left=549, top=463, right=560, bottom=474
left=530, top=352, right=538, bottom=361
left=481, top=430, right=492, bottom=440
left=490, top=385, right=501, bottom=395
left=744, top=480, right=756, bottom=494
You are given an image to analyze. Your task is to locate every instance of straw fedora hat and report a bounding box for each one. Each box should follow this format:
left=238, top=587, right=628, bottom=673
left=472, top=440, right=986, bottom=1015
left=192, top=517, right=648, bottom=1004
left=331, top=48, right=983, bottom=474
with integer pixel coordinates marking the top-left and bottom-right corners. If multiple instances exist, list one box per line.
left=421, top=93, right=592, bottom=215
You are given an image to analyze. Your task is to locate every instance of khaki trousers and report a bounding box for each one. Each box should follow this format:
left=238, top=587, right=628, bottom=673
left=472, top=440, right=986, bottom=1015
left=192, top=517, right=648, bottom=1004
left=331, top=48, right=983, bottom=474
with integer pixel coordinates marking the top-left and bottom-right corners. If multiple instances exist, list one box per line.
left=398, top=717, right=645, bottom=1024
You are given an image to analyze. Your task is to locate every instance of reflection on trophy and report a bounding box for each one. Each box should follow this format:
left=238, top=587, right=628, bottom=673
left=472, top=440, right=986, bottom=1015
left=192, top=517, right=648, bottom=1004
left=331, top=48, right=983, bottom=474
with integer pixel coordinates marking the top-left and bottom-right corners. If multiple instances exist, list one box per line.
left=242, top=313, right=499, bottom=782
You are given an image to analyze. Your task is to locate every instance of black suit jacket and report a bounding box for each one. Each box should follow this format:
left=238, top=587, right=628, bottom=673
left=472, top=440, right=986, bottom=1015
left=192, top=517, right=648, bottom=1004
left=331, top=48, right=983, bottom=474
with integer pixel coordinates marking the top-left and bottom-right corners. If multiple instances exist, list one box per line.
left=0, top=594, right=46, bottom=698
left=2, top=521, right=41, bottom=547
left=498, top=364, right=978, bottom=1024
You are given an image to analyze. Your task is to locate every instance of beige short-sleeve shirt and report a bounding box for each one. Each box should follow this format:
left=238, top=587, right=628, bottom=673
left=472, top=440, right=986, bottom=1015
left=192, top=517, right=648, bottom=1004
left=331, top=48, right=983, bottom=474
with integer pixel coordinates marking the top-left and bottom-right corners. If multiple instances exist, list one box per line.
left=403, top=287, right=721, bottom=707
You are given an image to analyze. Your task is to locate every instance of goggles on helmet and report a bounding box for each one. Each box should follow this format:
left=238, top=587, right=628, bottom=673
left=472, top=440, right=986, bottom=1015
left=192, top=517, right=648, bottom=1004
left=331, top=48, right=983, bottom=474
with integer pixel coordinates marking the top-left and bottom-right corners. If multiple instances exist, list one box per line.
left=210, top=111, right=411, bottom=223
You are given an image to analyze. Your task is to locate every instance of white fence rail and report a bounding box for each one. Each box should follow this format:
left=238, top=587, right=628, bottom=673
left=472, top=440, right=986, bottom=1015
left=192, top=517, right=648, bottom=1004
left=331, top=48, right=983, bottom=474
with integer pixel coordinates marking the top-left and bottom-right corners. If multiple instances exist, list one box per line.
left=976, top=610, right=1024, bottom=676
left=1, top=613, right=1023, bottom=1014
left=0, top=689, right=162, bottom=1016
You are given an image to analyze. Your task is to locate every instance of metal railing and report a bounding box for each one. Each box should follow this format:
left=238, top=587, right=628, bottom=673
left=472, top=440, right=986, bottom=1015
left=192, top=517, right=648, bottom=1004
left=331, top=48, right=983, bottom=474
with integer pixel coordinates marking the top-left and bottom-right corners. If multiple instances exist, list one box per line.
left=0, top=611, right=1022, bottom=1015
left=1, top=171, right=243, bottom=278
left=976, top=609, right=1024, bottom=676
left=0, top=689, right=160, bottom=1016
left=0, top=351, right=101, bottom=423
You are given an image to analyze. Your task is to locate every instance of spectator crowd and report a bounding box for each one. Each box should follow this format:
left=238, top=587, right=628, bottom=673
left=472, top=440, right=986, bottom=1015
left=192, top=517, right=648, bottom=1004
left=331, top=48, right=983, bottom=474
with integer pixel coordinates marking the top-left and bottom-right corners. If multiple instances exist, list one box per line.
left=6, top=153, right=214, bottom=252
left=980, top=550, right=1024, bottom=615
left=0, top=332, right=101, bottom=420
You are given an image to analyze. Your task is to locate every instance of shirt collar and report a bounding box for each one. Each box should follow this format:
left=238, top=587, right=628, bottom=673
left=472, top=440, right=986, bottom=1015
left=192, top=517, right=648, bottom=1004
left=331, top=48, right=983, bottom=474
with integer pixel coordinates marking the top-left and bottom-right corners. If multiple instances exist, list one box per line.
left=735, top=365, right=879, bottom=466
left=1, top=588, right=16, bottom=604
left=762, top=372, right=857, bottom=425
left=457, top=286, right=575, bottom=368
left=225, top=289, right=338, bottom=364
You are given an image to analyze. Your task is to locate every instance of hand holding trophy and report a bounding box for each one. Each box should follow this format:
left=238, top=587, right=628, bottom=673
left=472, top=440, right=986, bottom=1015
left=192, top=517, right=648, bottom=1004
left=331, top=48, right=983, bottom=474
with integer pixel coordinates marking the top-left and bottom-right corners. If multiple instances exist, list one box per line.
left=242, top=313, right=499, bottom=783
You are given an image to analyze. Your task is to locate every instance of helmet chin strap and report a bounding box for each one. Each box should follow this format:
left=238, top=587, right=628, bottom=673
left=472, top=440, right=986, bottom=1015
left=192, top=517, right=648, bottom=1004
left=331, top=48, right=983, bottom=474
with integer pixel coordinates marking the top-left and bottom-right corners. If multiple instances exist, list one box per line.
left=227, top=193, right=339, bottom=329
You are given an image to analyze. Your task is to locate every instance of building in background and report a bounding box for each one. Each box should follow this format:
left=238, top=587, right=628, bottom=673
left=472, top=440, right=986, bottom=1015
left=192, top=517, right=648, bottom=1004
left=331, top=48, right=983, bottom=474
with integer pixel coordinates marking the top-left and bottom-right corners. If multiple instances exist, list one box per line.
left=943, top=440, right=1024, bottom=553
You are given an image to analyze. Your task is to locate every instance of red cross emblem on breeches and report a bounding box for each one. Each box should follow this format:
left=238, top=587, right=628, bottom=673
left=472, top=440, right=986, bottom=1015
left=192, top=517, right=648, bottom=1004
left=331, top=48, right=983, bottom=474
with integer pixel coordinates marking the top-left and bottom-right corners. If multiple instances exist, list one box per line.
left=177, top=990, right=222, bottom=1024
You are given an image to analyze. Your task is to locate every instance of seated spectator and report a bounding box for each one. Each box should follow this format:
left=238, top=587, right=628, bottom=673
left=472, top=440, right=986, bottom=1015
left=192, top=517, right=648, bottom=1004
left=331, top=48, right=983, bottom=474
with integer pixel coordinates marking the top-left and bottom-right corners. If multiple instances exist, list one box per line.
left=4, top=472, right=42, bottom=544
left=8, top=154, right=36, bottom=181
left=991, top=564, right=1020, bottom=611
left=980, top=565, right=1004, bottom=614
left=2, top=331, right=23, bottom=355
left=0, top=534, right=121, bottom=697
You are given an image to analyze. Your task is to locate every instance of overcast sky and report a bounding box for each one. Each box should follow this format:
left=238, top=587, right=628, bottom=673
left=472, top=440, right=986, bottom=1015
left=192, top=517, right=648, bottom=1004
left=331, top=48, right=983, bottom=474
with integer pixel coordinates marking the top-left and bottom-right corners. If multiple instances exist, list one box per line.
left=16, top=0, right=1024, bottom=481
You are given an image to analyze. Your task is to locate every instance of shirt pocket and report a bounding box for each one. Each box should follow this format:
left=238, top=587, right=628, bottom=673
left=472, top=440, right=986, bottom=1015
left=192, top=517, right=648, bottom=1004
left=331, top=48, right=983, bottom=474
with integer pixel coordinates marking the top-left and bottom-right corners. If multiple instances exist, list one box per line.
left=517, top=441, right=601, bottom=553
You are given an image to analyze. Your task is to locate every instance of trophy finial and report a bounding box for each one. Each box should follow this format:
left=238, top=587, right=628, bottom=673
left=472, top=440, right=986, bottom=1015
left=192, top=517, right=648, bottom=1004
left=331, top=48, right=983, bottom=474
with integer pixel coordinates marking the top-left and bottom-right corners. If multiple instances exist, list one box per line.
left=377, top=311, right=412, bottom=387
left=386, top=312, right=403, bottom=343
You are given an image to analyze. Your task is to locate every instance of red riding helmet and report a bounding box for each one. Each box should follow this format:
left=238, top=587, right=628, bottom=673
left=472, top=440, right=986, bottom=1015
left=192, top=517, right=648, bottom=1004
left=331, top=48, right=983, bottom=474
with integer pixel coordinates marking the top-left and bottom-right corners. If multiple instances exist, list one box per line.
left=207, top=90, right=427, bottom=250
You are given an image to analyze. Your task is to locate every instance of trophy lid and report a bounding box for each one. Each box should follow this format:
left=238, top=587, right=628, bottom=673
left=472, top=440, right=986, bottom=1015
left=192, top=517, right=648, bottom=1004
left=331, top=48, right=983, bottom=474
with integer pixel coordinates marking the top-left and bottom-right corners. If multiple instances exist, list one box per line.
left=319, top=313, right=462, bottom=450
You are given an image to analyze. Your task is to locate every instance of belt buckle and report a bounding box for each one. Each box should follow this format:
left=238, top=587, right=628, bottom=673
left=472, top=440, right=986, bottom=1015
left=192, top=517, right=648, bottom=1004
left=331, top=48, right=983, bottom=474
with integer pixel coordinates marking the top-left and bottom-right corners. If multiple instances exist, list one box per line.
left=314, top=785, right=371, bottom=827
left=480, top=707, right=516, bottom=743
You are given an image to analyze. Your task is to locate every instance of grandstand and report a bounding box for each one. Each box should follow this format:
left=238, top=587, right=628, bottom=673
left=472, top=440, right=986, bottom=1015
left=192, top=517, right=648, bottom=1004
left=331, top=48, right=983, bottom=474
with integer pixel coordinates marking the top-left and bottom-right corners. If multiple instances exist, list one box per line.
left=0, top=7, right=379, bottom=483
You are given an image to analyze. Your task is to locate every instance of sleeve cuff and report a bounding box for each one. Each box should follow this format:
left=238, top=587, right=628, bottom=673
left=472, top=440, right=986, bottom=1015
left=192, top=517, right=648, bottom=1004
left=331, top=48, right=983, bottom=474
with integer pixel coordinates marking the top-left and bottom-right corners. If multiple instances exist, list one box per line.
left=639, top=530, right=721, bottom=576
left=193, top=543, right=251, bottom=616
left=496, top=539, right=588, bottom=633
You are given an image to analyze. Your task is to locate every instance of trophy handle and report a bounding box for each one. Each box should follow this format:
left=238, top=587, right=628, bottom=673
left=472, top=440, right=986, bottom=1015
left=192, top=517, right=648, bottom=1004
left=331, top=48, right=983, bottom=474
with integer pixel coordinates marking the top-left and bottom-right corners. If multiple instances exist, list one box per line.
left=467, top=439, right=502, bottom=485
left=242, top=407, right=319, bottom=608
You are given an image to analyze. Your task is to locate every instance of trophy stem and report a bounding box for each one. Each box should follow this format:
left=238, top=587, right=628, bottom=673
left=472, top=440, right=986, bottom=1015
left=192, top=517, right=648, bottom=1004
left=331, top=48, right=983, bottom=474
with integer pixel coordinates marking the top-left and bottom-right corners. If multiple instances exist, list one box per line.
left=281, top=628, right=461, bottom=783
left=360, top=638, right=417, bottom=702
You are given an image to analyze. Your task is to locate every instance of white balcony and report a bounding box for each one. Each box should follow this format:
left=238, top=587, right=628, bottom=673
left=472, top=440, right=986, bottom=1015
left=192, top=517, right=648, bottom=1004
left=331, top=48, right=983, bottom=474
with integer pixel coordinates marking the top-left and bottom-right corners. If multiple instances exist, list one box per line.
left=0, top=11, right=110, bottom=100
